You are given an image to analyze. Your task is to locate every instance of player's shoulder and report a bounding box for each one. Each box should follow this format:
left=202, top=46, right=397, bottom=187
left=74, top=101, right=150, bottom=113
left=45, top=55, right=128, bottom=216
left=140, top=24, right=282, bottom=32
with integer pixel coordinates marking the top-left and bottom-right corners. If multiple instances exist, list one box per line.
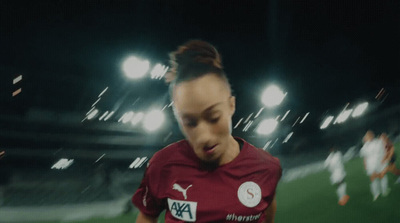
left=336, top=150, right=343, bottom=156
left=147, top=140, right=191, bottom=169
left=239, top=137, right=281, bottom=169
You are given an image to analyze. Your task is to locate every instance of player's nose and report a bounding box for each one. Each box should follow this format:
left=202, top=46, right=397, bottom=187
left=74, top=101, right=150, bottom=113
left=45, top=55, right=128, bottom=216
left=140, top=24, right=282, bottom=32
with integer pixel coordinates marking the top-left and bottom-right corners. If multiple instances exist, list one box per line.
left=194, top=122, right=213, bottom=146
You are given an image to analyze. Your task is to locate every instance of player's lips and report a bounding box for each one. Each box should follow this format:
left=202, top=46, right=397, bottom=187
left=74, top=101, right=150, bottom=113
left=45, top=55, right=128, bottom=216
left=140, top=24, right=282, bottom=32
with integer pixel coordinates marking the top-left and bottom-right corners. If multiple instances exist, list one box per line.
left=203, top=144, right=218, bottom=154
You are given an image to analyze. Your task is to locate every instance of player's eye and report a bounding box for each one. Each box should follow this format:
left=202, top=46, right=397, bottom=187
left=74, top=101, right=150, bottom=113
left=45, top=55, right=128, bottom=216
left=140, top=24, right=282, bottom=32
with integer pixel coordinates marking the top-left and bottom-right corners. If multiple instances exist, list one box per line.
left=209, top=116, right=220, bottom=124
left=183, top=119, right=197, bottom=128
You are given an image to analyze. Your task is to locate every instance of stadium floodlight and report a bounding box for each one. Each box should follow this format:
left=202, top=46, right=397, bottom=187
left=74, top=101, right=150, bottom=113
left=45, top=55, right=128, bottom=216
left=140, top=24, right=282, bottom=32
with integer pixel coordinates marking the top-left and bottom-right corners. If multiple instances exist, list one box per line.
left=320, top=116, right=334, bottom=129
left=256, top=118, right=278, bottom=135
left=51, top=158, right=74, bottom=170
left=87, top=109, right=99, bottom=120
left=352, top=102, right=368, bottom=118
left=334, top=109, right=353, bottom=124
left=143, top=110, right=165, bottom=132
left=131, top=112, right=144, bottom=126
left=122, top=56, right=150, bottom=79
left=150, top=64, right=169, bottom=80
left=261, top=85, right=286, bottom=108
left=13, top=75, right=22, bottom=84
left=121, top=111, right=134, bottom=124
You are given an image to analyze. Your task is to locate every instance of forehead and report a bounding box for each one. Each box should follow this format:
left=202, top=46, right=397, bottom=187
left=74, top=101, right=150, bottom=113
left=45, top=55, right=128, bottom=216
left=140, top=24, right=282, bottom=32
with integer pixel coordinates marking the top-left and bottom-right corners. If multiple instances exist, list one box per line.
left=173, top=74, right=230, bottom=115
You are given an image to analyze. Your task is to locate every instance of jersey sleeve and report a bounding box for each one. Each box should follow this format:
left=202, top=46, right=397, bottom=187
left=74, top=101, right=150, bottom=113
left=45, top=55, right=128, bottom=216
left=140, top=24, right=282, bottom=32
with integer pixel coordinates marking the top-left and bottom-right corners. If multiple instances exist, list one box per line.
left=131, top=157, right=165, bottom=217
left=263, top=155, right=282, bottom=204
left=359, top=145, right=367, bottom=157
left=324, top=153, right=332, bottom=168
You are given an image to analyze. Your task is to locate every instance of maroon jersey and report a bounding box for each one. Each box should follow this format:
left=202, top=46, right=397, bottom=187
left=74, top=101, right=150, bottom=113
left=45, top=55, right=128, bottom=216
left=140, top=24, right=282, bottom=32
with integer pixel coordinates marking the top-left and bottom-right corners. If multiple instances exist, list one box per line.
left=132, top=137, right=282, bottom=222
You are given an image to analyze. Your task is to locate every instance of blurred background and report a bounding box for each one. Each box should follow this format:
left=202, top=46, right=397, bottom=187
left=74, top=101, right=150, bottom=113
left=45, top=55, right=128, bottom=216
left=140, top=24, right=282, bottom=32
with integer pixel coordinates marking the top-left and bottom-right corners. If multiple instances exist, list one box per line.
left=1, top=0, right=399, bottom=222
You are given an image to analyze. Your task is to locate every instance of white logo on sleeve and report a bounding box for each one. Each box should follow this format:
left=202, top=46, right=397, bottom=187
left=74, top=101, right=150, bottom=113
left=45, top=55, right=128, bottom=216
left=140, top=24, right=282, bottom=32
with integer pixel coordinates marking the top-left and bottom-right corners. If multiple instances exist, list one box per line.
left=173, top=183, right=192, bottom=200
left=168, top=198, right=197, bottom=222
left=237, top=181, right=262, bottom=208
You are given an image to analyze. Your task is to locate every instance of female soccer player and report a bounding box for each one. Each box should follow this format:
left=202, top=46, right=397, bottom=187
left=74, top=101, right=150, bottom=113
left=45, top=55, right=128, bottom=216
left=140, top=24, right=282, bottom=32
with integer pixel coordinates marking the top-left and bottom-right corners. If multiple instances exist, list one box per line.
left=379, top=133, right=400, bottom=183
left=324, top=147, right=350, bottom=206
left=360, top=130, right=389, bottom=201
left=132, top=40, right=282, bottom=222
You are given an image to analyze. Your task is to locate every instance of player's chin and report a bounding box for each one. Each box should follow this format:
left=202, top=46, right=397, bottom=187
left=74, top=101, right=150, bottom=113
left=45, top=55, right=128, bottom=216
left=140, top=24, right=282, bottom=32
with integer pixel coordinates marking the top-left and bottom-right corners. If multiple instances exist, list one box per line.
left=197, top=151, right=219, bottom=163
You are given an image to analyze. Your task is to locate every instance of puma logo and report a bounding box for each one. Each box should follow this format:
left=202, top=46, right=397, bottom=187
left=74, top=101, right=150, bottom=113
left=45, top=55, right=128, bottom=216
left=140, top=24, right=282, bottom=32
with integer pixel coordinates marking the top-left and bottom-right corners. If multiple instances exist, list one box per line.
left=173, top=183, right=192, bottom=200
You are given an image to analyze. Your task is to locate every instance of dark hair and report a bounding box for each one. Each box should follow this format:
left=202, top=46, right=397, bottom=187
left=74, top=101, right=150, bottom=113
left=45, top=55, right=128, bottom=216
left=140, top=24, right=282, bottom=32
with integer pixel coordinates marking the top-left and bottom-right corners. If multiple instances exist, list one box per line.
left=165, top=39, right=231, bottom=96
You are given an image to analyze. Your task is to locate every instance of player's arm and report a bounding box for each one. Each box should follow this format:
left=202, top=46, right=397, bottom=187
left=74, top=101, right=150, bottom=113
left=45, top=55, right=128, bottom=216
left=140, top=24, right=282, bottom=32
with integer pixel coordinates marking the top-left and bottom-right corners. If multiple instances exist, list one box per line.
left=136, top=212, right=158, bottom=223
left=263, top=197, right=277, bottom=223
left=387, top=145, right=394, bottom=159
left=324, top=156, right=330, bottom=168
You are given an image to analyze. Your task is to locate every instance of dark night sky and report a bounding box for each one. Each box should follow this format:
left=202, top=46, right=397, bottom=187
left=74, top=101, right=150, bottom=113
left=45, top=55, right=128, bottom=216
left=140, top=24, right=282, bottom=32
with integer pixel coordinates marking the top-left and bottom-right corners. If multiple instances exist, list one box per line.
left=2, top=1, right=399, bottom=110
left=1, top=0, right=399, bottom=150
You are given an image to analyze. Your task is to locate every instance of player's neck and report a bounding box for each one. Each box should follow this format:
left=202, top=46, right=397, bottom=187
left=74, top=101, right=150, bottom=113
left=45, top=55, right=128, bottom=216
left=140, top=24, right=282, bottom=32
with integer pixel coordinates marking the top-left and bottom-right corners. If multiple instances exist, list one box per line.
left=218, top=136, right=241, bottom=166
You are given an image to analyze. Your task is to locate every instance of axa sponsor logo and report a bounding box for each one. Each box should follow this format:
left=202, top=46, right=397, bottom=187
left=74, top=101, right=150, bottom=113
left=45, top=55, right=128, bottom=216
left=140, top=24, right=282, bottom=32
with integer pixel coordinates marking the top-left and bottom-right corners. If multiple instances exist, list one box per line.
left=167, top=198, right=197, bottom=222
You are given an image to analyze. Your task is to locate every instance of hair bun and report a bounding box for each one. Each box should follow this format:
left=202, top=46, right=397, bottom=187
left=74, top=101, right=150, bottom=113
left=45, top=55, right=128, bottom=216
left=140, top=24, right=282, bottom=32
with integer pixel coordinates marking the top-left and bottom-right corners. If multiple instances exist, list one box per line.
left=175, top=40, right=223, bottom=69
left=166, top=39, right=223, bottom=83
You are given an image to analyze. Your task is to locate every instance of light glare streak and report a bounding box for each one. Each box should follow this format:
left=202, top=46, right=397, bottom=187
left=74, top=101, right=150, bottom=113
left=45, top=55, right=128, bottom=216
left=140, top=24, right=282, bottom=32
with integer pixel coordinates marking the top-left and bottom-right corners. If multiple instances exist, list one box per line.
left=104, top=111, right=115, bottom=121
left=122, top=111, right=134, bottom=123
left=87, top=109, right=99, bottom=120
left=270, top=138, right=279, bottom=148
left=292, top=116, right=300, bottom=127
left=13, top=75, right=22, bottom=84
left=254, top=108, right=264, bottom=119
left=263, top=141, right=272, bottom=151
left=234, top=118, right=243, bottom=129
left=86, top=107, right=95, bottom=115
left=281, top=110, right=290, bottom=121
left=135, top=157, right=148, bottom=168
left=243, top=120, right=253, bottom=132
left=92, top=98, right=101, bottom=107
left=299, top=112, right=310, bottom=124
left=320, top=116, right=334, bottom=129
left=352, top=102, right=368, bottom=117
left=244, top=113, right=254, bottom=124
left=99, top=111, right=109, bottom=121
left=129, top=158, right=140, bottom=169
left=94, top=154, right=106, bottom=163
left=283, top=132, right=293, bottom=143
left=98, top=87, right=108, bottom=98
left=334, top=109, right=353, bottom=124
left=51, top=158, right=74, bottom=170
left=12, top=88, right=22, bottom=97
left=131, top=112, right=144, bottom=125
left=150, top=64, right=169, bottom=79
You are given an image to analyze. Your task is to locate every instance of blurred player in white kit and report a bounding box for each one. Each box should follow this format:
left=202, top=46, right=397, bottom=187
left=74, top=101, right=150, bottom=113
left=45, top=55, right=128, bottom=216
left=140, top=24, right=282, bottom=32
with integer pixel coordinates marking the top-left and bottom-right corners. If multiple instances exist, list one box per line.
left=324, top=147, right=350, bottom=206
left=359, top=130, right=390, bottom=201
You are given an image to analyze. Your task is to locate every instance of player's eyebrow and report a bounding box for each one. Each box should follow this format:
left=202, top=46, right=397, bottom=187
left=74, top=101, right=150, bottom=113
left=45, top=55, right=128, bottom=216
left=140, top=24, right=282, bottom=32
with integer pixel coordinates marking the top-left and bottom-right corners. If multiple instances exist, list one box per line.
left=180, top=101, right=224, bottom=118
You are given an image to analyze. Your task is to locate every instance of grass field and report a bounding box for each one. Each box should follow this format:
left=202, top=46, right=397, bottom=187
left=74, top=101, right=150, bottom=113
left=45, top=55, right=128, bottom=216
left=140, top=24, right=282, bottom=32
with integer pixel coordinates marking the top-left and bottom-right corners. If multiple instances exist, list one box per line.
left=35, top=143, right=400, bottom=223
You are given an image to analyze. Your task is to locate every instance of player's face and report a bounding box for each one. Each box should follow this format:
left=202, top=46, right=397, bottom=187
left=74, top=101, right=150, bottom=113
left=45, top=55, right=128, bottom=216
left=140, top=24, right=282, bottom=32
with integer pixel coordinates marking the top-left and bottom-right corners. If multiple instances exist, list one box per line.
left=173, top=74, right=236, bottom=164
left=363, top=131, right=374, bottom=143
